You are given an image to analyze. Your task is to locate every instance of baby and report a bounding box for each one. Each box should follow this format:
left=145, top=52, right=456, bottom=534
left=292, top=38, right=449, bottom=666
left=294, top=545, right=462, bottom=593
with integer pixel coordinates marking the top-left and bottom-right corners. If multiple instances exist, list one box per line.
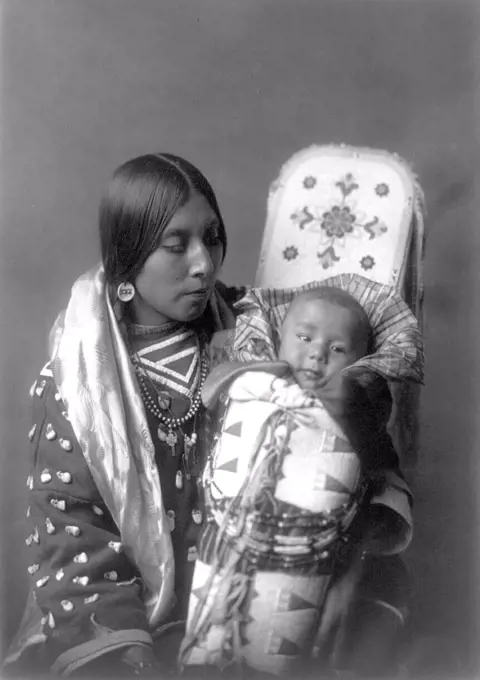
left=277, top=287, right=400, bottom=480
left=278, top=286, right=372, bottom=392
left=180, top=287, right=412, bottom=676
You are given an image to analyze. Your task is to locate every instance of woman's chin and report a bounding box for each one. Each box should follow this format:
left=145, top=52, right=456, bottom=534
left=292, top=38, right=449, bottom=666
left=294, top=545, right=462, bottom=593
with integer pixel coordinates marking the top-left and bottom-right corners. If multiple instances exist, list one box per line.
left=182, top=297, right=210, bottom=321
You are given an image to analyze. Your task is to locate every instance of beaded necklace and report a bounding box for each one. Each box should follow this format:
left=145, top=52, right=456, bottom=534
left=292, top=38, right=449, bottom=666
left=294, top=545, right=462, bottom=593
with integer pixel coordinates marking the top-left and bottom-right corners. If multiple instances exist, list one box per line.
left=127, top=323, right=208, bottom=460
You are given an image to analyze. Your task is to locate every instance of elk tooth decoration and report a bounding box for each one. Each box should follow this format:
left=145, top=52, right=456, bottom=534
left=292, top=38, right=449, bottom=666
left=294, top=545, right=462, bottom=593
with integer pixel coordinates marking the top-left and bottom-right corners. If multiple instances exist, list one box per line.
left=59, top=439, right=73, bottom=452
left=73, top=552, right=88, bottom=564
left=84, top=594, right=100, bottom=604
left=28, top=564, right=40, bottom=575
left=45, top=424, right=57, bottom=441
left=40, top=470, right=52, bottom=484
left=56, top=569, right=65, bottom=581
left=104, top=571, right=118, bottom=581
left=28, top=424, right=37, bottom=441
left=73, top=576, right=89, bottom=586
left=50, top=499, right=66, bottom=511
left=65, top=525, right=81, bottom=537
left=57, top=471, right=72, bottom=484
left=45, top=518, right=56, bottom=534
left=108, top=541, right=123, bottom=553
left=61, top=600, right=74, bottom=612
left=36, top=576, right=50, bottom=588
left=35, top=380, right=46, bottom=398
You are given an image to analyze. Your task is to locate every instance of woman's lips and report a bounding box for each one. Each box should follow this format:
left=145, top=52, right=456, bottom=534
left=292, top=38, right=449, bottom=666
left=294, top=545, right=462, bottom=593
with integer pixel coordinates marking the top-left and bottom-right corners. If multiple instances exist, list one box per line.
left=184, top=287, right=209, bottom=296
left=183, top=287, right=211, bottom=303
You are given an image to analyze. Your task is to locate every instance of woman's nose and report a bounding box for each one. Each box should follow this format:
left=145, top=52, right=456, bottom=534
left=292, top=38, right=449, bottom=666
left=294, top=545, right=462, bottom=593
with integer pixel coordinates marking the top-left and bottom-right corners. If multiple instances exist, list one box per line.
left=190, top=241, right=214, bottom=279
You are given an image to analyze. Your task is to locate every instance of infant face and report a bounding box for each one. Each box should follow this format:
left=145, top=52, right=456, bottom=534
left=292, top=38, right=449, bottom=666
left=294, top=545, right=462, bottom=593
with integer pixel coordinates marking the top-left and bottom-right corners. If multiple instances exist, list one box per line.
left=278, top=296, right=369, bottom=393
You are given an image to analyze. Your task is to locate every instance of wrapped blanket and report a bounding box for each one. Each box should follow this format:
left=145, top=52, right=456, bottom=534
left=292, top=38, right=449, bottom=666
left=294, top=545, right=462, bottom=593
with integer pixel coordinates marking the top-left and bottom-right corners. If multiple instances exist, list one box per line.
left=180, top=367, right=412, bottom=675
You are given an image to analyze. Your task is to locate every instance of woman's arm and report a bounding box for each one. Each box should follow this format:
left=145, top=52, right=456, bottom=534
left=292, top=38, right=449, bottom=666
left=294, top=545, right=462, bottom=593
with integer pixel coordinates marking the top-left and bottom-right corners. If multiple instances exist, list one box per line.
left=23, top=370, right=157, bottom=675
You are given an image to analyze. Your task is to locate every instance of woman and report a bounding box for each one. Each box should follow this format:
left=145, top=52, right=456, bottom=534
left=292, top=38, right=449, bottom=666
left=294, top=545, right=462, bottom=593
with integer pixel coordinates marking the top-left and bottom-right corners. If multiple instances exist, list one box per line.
left=5, top=153, right=243, bottom=677
left=5, top=152, right=412, bottom=678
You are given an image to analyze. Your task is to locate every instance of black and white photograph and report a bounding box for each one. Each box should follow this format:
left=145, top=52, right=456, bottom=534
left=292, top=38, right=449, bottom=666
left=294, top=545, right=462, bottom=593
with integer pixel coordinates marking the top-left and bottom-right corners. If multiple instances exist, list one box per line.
left=0, top=1, right=478, bottom=678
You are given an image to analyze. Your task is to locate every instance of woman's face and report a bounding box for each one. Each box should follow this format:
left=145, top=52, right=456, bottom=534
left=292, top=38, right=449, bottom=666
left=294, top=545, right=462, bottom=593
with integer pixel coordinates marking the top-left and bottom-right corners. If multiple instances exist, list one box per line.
left=131, top=191, right=224, bottom=325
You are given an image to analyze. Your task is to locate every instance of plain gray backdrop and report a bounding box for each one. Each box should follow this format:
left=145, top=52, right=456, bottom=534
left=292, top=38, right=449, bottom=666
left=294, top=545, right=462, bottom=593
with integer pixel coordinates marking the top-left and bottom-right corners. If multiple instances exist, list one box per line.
left=1, top=0, right=479, bottom=676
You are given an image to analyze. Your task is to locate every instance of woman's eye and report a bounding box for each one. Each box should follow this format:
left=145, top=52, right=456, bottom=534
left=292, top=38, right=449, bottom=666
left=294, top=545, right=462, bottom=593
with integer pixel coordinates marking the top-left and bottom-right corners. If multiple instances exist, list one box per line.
left=297, top=334, right=310, bottom=342
left=163, top=241, right=186, bottom=254
left=204, top=230, right=222, bottom=247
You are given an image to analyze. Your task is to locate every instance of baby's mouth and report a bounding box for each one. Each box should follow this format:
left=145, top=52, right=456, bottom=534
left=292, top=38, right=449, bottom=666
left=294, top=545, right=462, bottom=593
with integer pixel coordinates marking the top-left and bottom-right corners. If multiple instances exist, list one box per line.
left=301, top=368, right=324, bottom=380
left=297, top=368, right=327, bottom=387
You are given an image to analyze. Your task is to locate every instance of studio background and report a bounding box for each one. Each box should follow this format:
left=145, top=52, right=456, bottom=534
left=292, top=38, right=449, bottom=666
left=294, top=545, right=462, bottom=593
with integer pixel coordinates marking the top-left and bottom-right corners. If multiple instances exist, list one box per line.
left=1, top=0, right=479, bottom=675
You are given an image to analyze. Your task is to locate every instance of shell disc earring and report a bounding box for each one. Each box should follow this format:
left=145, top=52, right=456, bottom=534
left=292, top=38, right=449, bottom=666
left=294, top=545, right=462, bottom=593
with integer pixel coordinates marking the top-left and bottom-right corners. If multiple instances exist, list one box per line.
left=117, top=282, right=135, bottom=302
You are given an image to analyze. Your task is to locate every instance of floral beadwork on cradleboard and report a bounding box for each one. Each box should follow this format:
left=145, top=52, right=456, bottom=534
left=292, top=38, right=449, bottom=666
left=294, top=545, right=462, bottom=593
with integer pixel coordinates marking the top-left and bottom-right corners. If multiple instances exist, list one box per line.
left=258, top=144, right=425, bottom=293
left=286, top=173, right=389, bottom=271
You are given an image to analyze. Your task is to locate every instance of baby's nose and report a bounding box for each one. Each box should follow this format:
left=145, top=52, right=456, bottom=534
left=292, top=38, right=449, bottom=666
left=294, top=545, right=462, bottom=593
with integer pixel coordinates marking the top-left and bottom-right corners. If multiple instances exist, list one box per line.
left=308, top=344, right=327, bottom=363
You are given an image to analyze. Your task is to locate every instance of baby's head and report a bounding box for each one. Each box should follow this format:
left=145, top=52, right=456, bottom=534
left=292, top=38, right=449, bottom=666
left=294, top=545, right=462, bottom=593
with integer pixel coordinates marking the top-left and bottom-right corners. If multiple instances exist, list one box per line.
left=278, top=287, right=372, bottom=392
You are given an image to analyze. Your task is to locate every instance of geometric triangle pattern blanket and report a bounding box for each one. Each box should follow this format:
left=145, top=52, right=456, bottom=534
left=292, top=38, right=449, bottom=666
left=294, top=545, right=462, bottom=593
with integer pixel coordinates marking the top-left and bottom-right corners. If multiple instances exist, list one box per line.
left=181, top=369, right=413, bottom=675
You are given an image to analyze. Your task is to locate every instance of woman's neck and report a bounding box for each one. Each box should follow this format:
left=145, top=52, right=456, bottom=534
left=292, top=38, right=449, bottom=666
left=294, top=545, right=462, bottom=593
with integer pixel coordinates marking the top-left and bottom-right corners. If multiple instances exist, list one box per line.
left=128, top=319, right=185, bottom=338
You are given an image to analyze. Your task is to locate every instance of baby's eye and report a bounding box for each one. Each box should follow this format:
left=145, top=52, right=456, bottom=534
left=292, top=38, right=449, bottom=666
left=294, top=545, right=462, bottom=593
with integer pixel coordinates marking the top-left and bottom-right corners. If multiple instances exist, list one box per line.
left=331, top=345, right=346, bottom=354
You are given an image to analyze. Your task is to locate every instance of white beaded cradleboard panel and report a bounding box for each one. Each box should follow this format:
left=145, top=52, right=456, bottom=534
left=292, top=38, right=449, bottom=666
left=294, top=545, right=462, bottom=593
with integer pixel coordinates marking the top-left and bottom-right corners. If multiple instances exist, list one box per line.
left=256, top=145, right=425, bottom=311
left=255, top=145, right=426, bottom=468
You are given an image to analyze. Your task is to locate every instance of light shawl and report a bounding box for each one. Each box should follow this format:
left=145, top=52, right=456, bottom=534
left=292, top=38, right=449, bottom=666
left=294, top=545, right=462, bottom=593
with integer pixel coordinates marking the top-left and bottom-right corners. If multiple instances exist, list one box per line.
left=49, top=264, right=235, bottom=628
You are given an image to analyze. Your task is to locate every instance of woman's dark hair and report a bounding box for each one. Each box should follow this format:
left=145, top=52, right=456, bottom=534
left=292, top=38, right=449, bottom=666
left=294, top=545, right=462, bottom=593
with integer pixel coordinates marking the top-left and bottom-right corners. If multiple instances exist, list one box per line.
left=99, top=153, right=227, bottom=285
